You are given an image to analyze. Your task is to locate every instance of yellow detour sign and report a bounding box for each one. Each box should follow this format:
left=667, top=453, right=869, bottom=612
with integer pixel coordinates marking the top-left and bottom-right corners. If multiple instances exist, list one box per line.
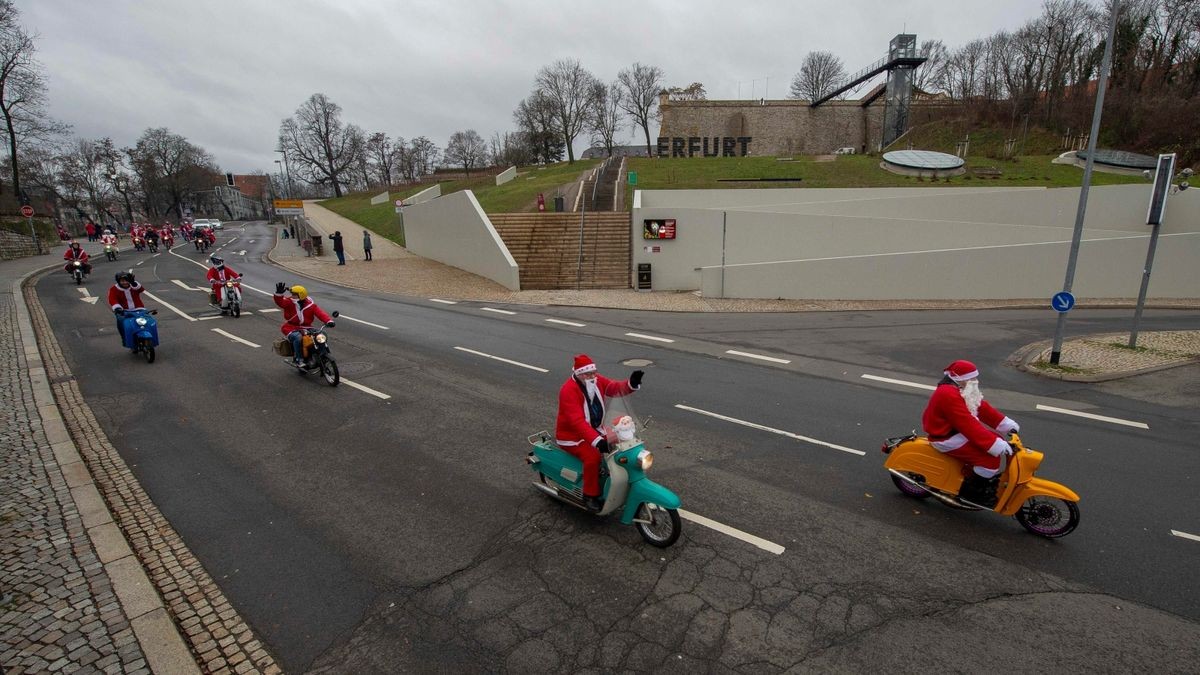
left=274, top=199, right=304, bottom=215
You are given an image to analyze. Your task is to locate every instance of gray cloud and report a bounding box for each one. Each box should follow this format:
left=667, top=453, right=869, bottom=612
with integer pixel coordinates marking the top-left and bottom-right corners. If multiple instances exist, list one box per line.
left=24, top=0, right=1049, bottom=173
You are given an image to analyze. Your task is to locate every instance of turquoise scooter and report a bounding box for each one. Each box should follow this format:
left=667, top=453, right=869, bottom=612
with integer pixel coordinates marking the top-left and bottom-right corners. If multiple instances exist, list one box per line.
left=526, top=400, right=682, bottom=547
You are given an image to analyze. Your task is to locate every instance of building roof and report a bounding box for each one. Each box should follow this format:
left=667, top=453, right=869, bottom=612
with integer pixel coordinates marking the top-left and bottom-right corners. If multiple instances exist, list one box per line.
left=582, top=145, right=652, bottom=159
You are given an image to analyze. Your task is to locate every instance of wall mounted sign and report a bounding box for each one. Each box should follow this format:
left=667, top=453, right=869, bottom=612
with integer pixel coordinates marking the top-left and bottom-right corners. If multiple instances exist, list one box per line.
left=643, top=219, right=676, bottom=240
left=657, top=137, right=752, bottom=157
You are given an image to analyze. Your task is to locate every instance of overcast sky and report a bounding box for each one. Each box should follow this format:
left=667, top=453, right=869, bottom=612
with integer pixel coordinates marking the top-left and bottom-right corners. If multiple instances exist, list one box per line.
left=24, top=0, right=1054, bottom=174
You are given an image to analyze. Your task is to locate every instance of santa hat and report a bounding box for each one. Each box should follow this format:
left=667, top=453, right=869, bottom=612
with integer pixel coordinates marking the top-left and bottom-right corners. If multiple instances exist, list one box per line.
left=573, top=354, right=597, bottom=376
left=944, top=360, right=979, bottom=383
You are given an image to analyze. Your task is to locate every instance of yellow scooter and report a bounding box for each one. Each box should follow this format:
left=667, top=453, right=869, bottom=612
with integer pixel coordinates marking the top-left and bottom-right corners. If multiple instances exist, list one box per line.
left=881, top=433, right=1080, bottom=538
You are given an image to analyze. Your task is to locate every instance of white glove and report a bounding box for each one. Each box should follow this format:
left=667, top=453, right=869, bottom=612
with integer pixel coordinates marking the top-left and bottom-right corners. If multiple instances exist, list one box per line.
left=997, top=417, right=1020, bottom=435
left=988, top=437, right=1012, bottom=457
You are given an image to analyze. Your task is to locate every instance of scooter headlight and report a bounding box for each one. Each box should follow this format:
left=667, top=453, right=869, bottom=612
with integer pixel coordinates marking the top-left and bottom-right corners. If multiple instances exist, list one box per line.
left=135, top=317, right=148, bottom=326
left=314, top=333, right=327, bottom=344
left=225, top=280, right=234, bottom=288
left=637, top=449, right=653, bottom=471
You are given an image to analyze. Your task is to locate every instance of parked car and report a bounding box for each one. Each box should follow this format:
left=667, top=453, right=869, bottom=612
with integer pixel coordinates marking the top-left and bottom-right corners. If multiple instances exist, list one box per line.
left=212, top=219, right=223, bottom=230
left=193, top=219, right=213, bottom=229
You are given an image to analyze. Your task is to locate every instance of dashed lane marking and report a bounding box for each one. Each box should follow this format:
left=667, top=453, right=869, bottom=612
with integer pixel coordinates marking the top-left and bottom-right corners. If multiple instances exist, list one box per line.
left=1035, top=404, right=1149, bottom=430
left=860, top=373, right=936, bottom=391
left=678, top=509, right=786, bottom=555
left=481, top=307, right=516, bottom=315
left=197, top=316, right=222, bottom=321
left=340, top=315, right=389, bottom=330
left=725, top=349, right=790, bottom=365
left=454, top=346, right=548, bottom=373
left=211, top=328, right=260, bottom=348
left=342, top=378, right=392, bottom=400
left=1170, top=530, right=1200, bottom=543
left=675, top=404, right=866, bottom=456
left=142, top=291, right=196, bottom=322
left=546, top=318, right=586, bottom=327
left=626, top=332, right=675, bottom=343
left=429, top=298, right=457, bottom=305
left=258, top=308, right=280, bottom=313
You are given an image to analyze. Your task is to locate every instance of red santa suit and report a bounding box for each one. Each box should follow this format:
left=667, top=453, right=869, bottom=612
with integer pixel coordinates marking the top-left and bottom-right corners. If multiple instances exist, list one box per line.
left=922, top=360, right=1018, bottom=478
left=108, top=282, right=146, bottom=311
left=63, top=246, right=90, bottom=273
left=273, top=291, right=333, bottom=336
left=206, top=265, right=241, bottom=303
left=555, top=354, right=637, bottom=497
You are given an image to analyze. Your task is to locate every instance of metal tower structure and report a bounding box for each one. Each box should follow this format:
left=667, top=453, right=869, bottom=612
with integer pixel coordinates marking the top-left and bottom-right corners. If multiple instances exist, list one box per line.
left=811, top=34, right=927, bottom=148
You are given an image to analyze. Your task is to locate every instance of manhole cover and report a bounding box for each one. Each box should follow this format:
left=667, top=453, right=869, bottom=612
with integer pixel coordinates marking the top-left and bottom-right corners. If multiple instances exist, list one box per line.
left=622, top=358, right=653, bottom=367
left=335, top=361, right=374, bottom=375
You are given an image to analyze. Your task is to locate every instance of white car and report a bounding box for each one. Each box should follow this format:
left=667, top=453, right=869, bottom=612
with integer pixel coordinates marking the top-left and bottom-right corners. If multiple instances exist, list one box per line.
left=212, top=219, right=223, bottom=230
left=193, top=219, right=213, bottom=229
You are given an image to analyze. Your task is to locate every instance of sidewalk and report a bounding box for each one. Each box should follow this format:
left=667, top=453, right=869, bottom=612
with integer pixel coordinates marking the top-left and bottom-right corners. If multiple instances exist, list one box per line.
left=299, top=200, right=410, bottom=262
left=265, top=224, right=1200, bottom=382
left=2, top=243, right=279, bottom=674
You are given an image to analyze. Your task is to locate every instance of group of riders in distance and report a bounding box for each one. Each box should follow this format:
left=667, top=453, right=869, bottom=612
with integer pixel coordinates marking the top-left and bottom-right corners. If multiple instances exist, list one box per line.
left=63, top=220, right=218, bottom=284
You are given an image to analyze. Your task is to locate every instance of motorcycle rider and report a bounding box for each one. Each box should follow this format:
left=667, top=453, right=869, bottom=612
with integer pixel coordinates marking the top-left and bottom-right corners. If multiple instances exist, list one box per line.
left=144, top=227, right=159, bottom=249
left=63, top=241, right=92, bottom=277
left=922, top=360, right=1020, bottom=507
left=206, top=255, right=241, bottom=313
left=159, top=223, right=174, bottom=248
left=100, top=227, right=118, bottom=252
left=108, top=271, right=147, bottom=345
left=555, top=354, right=643, bottom=512
left=272, top=283, right=334, bottom=364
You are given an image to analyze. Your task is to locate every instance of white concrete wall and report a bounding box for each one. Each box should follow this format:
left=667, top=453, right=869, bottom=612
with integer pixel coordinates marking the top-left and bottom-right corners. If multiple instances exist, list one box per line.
left=403, top=190, right=520, bottom=290
left=407, top=184, right=442, bottom=205
left=495, top=166, right=517, bottom=186
left=635, top=185, right=1200, bottom=298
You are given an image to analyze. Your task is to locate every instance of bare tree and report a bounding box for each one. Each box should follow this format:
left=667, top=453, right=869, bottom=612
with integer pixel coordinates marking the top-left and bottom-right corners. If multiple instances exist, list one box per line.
left=789, top=51, right=846, bottom=101
left=277, top=93, right=364, bottom=198
left=127, top=127, right=216, bottom=219
left=365, top=132, right=398, bottom=186
left=408, top=136, right=440, bottom=178
left=617, top=62, right=664, bottom=156
left=513, top=90, right=564, bottom=163
left=665, top=82, right=707, bottom=101
left=588, top=80, right=624, bottom=157
left=913, top=40, right=949, bottom=93
left=535, top=58, right=600, bottom=163
left=58, top=138, right=113, bottom=224
left=444, top=129, right=487, bottom=176
left=0, top=1, right=68, bottom=199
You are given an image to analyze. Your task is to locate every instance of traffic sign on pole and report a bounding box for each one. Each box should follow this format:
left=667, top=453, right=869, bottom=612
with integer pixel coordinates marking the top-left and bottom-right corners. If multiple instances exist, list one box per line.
left=20, top=205, right=33, bottom=217
left=1051, top=291, right=1075, bottom=313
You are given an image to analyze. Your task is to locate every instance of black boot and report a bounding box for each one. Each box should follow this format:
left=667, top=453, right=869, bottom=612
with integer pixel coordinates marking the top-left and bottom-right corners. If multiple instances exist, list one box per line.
left=583, top=495, right=603, bottom=513
left=959, top=475, right=999, bottom=508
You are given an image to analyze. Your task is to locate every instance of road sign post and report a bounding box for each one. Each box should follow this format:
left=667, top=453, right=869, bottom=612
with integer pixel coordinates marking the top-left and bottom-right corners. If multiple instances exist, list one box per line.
left=1129, top=153, right=1176, bottom=348
left=20, top=205, right=37, bottom=250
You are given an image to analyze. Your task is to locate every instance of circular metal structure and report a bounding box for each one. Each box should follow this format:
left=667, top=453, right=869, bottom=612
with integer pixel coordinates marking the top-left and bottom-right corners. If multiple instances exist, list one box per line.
left=882, top=150, right=965, bottom=171
left=1075, top=148, right=1157, bottom=170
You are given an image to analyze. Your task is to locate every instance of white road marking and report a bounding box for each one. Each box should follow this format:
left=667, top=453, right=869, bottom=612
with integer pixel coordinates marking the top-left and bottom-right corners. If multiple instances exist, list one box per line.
left=258, top=308, right=280, bottom=313
left=152, top=253, right=160, bottom=258
left=1035, top=404, right=1149, bottom=430
left=429, top=298, right=458, bottom=305
left=135, top=261, right=144, bottom=266
left=75, top=287, right=98, bottom=304
left=198, top=316, right=222, bottom=321
left=248, top=240, right=256, bottom=243
left=142, top=291, right=196, bottom=322
left=340, top=315, right=388, bottom=330
left=171, top=279, right=205, bottom=292
left=861, top=373, right=936, bottom=391
left=342, top=378, right=392, bottom=400
left=237, top=250, right=246, bottom=256
left=725, top=349, right=791, bottom=365
left=481, top=307, right=516, bottom=315
left=228, top=237, right=238, bottom=244
left=545, top=318, right=587, bottom=327
left=1170, top=530, right=1200, bottom=543
left=678, top=509, right=786, bottom=555
left=211, top=328, right=260, bottom=348
left=454, top=346, right=548, bottom=373
left=675, top=404, right=866, bottom=456
left=626, top=332, right=675, bottom=343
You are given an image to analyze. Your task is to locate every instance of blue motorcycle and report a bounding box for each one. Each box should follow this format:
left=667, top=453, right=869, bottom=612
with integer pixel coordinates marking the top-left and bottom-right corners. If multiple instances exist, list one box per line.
left=526, top=401, right=682, bottom=547
left=117, top=308, right=159, bottom=363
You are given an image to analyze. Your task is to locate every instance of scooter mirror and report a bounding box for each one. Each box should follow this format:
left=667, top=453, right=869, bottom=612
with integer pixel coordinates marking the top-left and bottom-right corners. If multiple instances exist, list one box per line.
left=331, top=310, right=340, bottom=318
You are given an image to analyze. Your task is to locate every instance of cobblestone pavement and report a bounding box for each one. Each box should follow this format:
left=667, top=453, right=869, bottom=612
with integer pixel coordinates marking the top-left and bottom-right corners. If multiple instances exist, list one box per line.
left=22, top=279, right=280, bottom=675
left=0, top=292, right=149, bottom=674
left=265, top=226, right=1200, bottom=380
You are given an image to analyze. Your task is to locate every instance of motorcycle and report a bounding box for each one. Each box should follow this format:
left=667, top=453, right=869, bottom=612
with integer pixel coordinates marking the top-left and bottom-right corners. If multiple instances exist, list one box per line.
left=147, top=238, right=159, bottom=253
left=104, top=243, right=118, bottom=261
left=69, top=260, right=86, bottom=285
left=116, top=308, right=159, bottom=364
left=280, top=311, right=339, bottom=385
left=132, top=236, right=145, bottom=252
left=161, top=234, right=173, bottom=250
left=526, top=398, right=682, bottom=547
left=881, top=432, right=1080, bottom=538
left=194, top=234, right=210, bottom=252
left=211, top=277, right=243, bottom=317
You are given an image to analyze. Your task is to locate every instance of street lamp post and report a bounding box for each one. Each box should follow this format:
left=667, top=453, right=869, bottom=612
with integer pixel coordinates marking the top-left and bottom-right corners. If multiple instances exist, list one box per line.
left=275, top=149, right=292, bottom=198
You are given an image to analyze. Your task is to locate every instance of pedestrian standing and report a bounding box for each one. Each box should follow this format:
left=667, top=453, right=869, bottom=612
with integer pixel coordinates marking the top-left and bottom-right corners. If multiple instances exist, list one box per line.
left=85, top=221, right=97, bottom=242
left=328, top=230, right=345, bottom=265
left=362, top=230, right=373, bottom=261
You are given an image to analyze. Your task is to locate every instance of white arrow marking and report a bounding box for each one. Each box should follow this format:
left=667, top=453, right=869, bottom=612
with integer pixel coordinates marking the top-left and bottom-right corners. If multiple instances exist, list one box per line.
left=237, top=250, right=246, bottom=256
left=76, top=288, right=99, bottom=304
left=76, top=287, right=91, bottom=297
left=172, top=279, right=206, bottom=292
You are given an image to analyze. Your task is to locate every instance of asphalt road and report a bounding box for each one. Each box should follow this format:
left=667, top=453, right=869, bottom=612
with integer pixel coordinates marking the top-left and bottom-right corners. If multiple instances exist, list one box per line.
left=36, top=223, right=1200, bottom=672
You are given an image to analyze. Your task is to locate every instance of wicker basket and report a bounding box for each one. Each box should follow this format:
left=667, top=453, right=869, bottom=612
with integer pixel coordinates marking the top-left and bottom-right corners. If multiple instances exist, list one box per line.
left=273, top=339, right=293, bottom=357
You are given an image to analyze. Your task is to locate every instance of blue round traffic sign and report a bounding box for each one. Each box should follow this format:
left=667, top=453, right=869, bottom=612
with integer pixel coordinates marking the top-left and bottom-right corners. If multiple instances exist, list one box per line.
left=1051, top=291, right=1075, bottom=313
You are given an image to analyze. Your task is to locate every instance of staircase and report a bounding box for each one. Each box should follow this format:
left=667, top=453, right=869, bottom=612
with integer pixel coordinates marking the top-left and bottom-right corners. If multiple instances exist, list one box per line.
left=488, top=212, right=631, bottom=290
left=576, top=156, right=620, bottom=212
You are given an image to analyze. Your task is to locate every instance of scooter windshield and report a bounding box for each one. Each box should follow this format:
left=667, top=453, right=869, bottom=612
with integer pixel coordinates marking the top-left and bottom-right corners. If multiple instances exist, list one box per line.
left=600, top=380, right=642, bottom=447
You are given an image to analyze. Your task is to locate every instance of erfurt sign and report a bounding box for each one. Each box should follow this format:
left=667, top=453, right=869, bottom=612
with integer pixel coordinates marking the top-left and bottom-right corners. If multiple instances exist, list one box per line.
left=656, top=137, right=752, bottom=158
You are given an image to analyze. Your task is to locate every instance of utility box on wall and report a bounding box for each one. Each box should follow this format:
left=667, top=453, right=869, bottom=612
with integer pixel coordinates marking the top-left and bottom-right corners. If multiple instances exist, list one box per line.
left=637, top=263, right=652, bottom=290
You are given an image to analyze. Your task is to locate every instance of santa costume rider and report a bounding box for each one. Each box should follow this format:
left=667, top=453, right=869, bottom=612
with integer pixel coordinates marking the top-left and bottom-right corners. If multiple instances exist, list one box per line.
left=555, top=354, right=643, bottom=512
left=922, top=359, right=1020, bottom=507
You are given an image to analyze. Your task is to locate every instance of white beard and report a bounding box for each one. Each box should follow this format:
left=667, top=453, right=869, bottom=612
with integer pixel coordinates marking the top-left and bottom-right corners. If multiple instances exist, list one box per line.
left=584, top=378, right=601, bottom=401
left=960, top=380, right=983, bottom=417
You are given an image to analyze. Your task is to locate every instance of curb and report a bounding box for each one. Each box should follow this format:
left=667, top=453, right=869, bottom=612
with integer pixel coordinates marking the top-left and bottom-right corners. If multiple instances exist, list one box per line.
left=1009, top=337, right=1200, bottom=382
left=12, top=264, right=200, bottom=674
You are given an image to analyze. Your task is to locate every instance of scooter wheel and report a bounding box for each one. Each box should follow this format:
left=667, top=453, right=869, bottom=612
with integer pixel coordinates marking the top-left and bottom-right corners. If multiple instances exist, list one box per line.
left=143, top=345, right=155, bottom=364
left=1015, top=497, right=1079, bottom=538
left=232, top=303, right=240, bottom=318
left=890, top=472, right=931, bottom=499
left=319, top=355, right=339, bottom=386
left=635, top=504, right=681, bottom=547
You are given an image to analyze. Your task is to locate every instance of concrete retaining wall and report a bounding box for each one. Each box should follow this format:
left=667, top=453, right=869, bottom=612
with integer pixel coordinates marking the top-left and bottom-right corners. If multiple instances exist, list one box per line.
left=403, top=190, right=520, bottom=290
left=406, top=184, right=442, bottom=205
left=496, top=166, right=517, bottom=185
